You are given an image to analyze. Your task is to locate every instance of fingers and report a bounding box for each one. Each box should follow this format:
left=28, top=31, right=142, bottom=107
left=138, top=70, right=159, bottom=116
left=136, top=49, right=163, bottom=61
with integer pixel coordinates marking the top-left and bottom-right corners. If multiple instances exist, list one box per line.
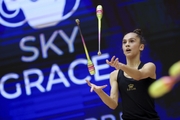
left=106, top=56, right=115, bottom=65
left=90, top=86, right=94, bottom=92
left=114, top=58, right=119, bottom=64
left=106, top=56, right=120, bottom=69
left=86, top=80, right=94, bottom=92
left=86, top=80, right=92, bottom=87
left=115, top=58, right=122, bottom=69
left=114, top=58, right=119, bottom=68
left=86, top=80, right=108, bottom=92
left=90, top=85, right=107, bottom=92
left=101, top=85, right=108, bottom=89
left=106, top=59, right=110, bottom=65
left=86, top=80, right=95, bottom=92
left=111, top=56, right=115, bottom=63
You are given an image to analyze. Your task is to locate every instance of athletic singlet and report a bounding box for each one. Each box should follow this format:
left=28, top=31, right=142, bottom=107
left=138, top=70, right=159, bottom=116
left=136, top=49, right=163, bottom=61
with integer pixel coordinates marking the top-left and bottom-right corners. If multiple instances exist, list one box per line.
left=117, top=62, right=160, bottom=120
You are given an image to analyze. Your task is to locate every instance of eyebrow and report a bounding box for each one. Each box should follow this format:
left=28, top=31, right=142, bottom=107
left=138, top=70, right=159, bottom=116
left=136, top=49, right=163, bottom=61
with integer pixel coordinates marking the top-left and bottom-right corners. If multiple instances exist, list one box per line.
left=123, top=38, right=136, bottom=41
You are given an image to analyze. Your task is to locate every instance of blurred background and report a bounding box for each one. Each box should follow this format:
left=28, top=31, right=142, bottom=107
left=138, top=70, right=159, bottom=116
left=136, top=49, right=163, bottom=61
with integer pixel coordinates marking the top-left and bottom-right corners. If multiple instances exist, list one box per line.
left=0, top=0, right=180, bottom=120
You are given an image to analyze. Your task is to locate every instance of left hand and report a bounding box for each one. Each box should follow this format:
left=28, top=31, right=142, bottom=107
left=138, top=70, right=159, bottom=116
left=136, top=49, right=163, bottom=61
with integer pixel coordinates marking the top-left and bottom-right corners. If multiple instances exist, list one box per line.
left=86, top=80, right=107, bottom=92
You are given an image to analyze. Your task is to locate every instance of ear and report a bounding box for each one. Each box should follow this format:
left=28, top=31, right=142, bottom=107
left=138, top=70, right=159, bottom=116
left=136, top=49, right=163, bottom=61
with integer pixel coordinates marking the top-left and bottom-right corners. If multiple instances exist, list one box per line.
left=139, top=44, right=144, bottom=51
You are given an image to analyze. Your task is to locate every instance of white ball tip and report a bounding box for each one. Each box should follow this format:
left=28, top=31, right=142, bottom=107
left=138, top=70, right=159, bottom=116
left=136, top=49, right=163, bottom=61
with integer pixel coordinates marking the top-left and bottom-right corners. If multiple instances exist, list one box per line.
left=75, top=19, right=80, bottom=24
left=98, top=51, right=101, bottom=56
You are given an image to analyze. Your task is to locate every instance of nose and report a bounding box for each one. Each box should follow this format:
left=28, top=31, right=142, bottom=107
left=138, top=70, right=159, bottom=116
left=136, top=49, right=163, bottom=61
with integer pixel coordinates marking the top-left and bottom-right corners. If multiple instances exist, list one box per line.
left=125, top=42, right=130, bottom=47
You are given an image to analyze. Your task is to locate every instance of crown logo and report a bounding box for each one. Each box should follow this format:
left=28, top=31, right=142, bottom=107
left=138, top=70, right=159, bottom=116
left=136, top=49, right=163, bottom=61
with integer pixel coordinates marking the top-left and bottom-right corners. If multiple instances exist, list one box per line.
left=128, top=84, right=134, bottom=89
left=127, top=84, right=136, bottom=91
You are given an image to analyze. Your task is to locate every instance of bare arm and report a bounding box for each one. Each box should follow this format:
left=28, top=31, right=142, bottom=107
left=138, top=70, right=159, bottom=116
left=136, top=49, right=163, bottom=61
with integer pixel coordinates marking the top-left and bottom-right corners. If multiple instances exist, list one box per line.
left=86, top=70, right=119, bottom=109
left=109, top=70, right=119, bottom=108
left=120, top=62, right=156, bottom=80
left=106, top=56, right=156, bottom=80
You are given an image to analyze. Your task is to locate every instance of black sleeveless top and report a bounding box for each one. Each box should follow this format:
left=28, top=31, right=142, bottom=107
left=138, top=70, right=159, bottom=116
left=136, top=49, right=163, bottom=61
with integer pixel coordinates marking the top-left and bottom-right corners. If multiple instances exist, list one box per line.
left=117, top=62, right=160, bottom=120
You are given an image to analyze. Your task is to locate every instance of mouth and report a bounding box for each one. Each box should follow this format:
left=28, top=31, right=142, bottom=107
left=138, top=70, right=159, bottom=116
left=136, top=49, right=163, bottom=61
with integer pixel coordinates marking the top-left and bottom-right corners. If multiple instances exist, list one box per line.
left=126, top=48, right=131, bottom=52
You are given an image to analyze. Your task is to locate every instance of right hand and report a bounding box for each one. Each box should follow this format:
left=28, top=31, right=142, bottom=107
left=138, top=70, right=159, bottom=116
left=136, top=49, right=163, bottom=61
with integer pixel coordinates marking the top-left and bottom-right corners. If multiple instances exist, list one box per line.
left=106, top=56, right=121, bottom=70
left=86, top=80, right=107, bottom=92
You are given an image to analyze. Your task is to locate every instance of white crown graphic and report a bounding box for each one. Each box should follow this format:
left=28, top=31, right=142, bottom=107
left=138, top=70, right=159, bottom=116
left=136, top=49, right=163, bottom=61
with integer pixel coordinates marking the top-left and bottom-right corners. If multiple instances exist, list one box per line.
left=0, top=0, right=80, bottom=29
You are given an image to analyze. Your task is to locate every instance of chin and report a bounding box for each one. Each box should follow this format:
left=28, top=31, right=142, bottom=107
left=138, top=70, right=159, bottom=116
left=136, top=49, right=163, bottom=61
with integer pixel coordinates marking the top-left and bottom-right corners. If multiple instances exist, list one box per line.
left=125, top=54, right=135, bottom=58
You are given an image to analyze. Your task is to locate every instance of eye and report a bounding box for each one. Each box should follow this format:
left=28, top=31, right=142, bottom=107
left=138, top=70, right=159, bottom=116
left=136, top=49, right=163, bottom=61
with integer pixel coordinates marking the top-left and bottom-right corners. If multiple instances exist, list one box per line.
left=123, top=41, right=126, bottom=44
left=130, top=39, right=134, bottom=43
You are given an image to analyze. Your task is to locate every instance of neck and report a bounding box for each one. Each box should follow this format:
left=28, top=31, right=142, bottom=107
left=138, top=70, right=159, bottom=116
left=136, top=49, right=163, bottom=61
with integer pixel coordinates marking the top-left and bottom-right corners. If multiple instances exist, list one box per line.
left=126, top=55, right=141, bottom=69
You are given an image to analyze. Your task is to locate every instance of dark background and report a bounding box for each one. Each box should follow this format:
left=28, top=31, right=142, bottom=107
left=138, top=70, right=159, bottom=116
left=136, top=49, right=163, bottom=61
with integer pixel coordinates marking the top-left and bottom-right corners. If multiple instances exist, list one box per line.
left=0, top=0, right=180, bottom=120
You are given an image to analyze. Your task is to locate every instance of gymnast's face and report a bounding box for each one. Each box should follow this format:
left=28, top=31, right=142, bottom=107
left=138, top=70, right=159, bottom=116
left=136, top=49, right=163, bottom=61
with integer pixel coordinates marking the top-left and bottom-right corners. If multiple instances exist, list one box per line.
left=122, top=32, right=144, bottom=58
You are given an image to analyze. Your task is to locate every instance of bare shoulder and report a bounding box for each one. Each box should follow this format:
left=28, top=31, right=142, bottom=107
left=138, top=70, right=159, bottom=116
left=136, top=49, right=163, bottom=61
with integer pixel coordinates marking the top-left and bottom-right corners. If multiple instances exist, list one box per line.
left=143, top=62, right=156, bottom=69
left=110, top=70, right=119, bottom=82
left=110, top=70, right=119, bottom=76
left=142, top=62, right=156, bottom=79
